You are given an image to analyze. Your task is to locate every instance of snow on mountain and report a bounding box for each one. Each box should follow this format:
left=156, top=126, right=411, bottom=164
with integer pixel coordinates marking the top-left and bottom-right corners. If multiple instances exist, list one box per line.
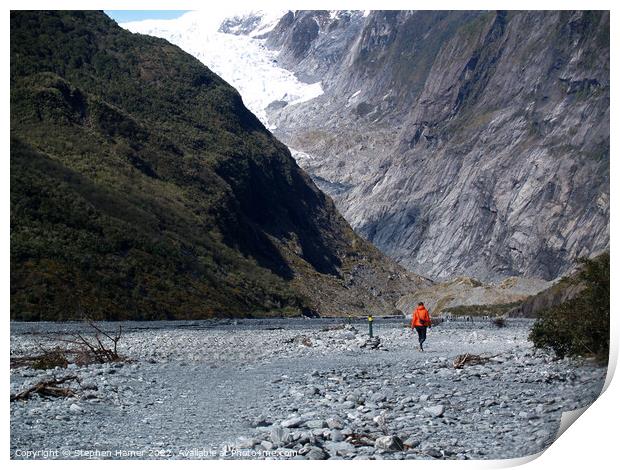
left=121, top=10, right=323, bottom=129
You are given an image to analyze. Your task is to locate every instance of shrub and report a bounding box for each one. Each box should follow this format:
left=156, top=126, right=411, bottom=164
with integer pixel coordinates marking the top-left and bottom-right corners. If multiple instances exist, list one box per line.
left=529, top=253, right=609, bottom=363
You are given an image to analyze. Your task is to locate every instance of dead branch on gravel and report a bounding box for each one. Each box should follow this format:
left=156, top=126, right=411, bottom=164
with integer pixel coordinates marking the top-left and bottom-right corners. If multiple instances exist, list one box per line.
left=10, top=348, right=69, bottom=370
left=12, top=320, right=125, bottom=369
left=453, top=353, right=491, bottom=369
left=10, top=375, right=78, bottom=401
left=48, top=319, right=123, bottom=365
left=11, top=334, right=72, bottom=370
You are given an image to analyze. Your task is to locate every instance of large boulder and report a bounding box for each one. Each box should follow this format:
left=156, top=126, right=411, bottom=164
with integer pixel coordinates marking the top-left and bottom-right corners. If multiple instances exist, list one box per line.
left=374, top=435, right=404, bottom=451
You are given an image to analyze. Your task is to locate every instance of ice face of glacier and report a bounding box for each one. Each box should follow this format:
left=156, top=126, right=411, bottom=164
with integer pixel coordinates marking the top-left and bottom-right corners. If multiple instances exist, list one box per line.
left=121, top=10, right=323, bottom=130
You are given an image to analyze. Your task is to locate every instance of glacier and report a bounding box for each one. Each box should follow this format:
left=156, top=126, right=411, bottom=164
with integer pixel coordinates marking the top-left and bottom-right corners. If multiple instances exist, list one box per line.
left=121, top=10, right=323, bottom=130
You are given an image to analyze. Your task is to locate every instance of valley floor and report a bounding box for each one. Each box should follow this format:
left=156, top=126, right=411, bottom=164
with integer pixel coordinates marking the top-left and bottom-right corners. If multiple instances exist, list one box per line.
left=10, top=319, right=606, bottom=460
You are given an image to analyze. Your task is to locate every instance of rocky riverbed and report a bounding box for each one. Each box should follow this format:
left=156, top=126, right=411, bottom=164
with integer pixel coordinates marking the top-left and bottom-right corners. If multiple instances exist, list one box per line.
left=10, top=319, right=606, bottom=460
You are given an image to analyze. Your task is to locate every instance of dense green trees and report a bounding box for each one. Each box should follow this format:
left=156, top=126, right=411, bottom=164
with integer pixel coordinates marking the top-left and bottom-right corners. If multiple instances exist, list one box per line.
left=529, top=253, right=609, bottom=363
left=10, top=11, right=360, bottom=320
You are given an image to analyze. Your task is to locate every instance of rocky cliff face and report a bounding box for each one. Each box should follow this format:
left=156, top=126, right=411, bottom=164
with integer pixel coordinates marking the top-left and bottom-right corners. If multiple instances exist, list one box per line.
left=260, top=10, right=609, bottom=282
left=10, top=11, right=428, bottom=320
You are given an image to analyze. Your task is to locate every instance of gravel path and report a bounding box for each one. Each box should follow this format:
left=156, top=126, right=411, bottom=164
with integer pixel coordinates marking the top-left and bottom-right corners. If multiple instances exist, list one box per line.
left=10, top=319, right=606, bottom=460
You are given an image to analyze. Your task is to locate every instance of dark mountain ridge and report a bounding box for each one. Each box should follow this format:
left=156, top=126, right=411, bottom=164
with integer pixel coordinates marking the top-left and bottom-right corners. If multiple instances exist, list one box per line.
left=10, top=11, right=427, bottom=321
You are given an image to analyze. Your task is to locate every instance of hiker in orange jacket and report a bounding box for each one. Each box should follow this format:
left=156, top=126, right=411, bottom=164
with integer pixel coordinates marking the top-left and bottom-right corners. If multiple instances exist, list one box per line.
left=411, top=302, right=432, bottom=352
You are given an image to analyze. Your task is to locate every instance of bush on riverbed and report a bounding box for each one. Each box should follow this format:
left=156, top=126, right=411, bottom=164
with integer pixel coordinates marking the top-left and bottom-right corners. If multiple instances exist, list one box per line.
left=529, top=253, right=609, bottom=363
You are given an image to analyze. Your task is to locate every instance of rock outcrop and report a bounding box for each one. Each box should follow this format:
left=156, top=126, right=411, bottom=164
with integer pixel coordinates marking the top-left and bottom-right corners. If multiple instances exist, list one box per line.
left=260, top=11, right=609, bottom=282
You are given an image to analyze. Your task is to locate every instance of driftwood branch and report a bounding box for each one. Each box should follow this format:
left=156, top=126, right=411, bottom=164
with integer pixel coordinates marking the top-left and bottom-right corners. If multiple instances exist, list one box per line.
left=87, top=321, right=122, bottom=356
left=453, top=353, right=494, bottom=369
left=11, top=375, right=78, bottom=402
left=11, top=320, right=124, bottom=370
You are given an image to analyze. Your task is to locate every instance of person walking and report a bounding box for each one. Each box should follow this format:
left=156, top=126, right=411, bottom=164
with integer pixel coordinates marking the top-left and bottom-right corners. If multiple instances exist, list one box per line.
left=411, top=302, right=432, bottom=351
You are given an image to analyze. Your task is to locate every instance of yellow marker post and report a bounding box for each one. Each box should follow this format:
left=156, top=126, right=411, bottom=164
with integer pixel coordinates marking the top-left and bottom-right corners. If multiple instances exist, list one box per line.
left=368, top=315, right=374, bottom=338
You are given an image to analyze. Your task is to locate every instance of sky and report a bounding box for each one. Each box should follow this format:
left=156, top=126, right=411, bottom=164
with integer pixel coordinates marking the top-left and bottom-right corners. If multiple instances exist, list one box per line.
left=104, top=10, right=189, bottom=23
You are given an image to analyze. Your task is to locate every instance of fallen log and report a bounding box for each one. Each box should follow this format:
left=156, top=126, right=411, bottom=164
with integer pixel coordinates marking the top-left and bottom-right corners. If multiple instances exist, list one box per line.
left=453, top=353, right=491, bottom=369
left=10, top=375, right=78, bottom=402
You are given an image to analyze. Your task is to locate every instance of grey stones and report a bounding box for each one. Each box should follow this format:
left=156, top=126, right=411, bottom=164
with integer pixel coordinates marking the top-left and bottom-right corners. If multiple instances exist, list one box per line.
left=360, top=337, right=381, bottom=350
left=424, top=405, right=445, bottom=417
left=305, top=386, right=320, bottom=397
left=80, top=381, right=98, bottom=391
left=345, top=392, right=361, bottom=403
left=326, top=417, right=344, bottom=429
left=281, top=416, right=305, bottom=428
left=251, top=416, right=272, bottom=427
left=425, top=448, right=444, bottom=459
left=341, top=332, right=356, bottom=341
left=518, top=411, right=539, bottom=420
left=294, top=431, right=314, bottom=445
left=324, top=441, right=355, bottom=455
left=305, top=447, right=328, bottom=460
left=305, top=419, right=327, bottom=429
left=9, top=319, right=608, bottom=461
left=69, top=403, right=83, bottom=414
left=369, top=392, right=387, bottom=403
left=372, top=414, right=386, bottom=426
left=374, top=435, right=404, bottom=451
left=237, top=437, right=258, bottom=448
left=403, top=437, right=420, bottom=448
left=270, top=426, right=291, bottom=446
